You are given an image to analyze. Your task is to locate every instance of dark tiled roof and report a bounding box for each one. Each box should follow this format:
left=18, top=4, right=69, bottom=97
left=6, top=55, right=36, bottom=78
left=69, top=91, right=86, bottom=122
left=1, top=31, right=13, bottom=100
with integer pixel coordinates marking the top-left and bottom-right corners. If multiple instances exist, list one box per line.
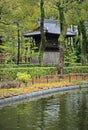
left=24, top=19, right=76, bottom=37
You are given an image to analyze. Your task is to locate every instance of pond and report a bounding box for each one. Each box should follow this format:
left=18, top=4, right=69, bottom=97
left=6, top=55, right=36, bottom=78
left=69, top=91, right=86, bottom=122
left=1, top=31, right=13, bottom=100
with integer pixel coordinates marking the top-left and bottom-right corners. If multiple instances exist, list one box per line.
left=0, top=91, right=88, bottom=130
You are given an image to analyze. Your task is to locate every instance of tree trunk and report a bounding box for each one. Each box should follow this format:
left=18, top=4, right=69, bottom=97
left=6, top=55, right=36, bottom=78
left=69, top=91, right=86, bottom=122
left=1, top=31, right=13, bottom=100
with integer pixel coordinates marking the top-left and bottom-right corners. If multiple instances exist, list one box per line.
left=79, top=20, right=87, bottom=65
left=56, top=2, right=67, bottom=76
left=58, top=42, right=65, bottom=76
left=17, top=22, right=20, bottom=65
left=38, top=0, right=45, bottom=66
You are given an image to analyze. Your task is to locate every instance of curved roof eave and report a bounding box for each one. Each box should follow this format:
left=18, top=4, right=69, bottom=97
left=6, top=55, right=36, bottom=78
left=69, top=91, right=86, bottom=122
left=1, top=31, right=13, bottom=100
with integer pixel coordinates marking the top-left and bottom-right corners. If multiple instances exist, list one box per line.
left=23, top=31, right=40, bottom=37
left=23, top=19, right=77, bottom=37
left=23, top=31, right=76, bottom=37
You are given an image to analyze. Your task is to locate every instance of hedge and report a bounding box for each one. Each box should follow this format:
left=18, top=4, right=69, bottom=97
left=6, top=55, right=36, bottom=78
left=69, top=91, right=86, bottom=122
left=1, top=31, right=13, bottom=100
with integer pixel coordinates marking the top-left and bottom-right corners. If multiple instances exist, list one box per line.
left=64, top=66, right=88, bottom=74
left=0, top=63, right=57, bottom=68
left=0, top=66, right=88, bottom=81
left=0, top=67, right=57, bottom=81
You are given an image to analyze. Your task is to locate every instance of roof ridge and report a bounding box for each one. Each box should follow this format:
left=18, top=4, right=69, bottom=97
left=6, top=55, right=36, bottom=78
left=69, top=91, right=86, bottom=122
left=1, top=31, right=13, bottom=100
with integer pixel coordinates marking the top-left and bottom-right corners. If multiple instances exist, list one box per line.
left=38, top=18, right=58, bottom=24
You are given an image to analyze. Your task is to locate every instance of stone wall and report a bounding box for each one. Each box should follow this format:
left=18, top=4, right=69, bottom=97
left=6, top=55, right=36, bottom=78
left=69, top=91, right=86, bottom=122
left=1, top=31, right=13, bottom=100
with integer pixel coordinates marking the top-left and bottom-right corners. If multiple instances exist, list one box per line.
left=43, top=51, right=59, bottom=64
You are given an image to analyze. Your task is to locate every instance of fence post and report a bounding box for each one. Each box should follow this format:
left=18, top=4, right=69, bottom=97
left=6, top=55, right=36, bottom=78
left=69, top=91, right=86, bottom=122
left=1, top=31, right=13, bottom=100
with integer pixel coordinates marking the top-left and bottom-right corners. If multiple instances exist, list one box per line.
left=32, top=78, right=34, bottom=84
left=58, top=75, right=60, bottom=82
left=46, top=75, right=49, bottom=83
left=84, top=73, right=88, bottom=80
left=82, top=73, right=84, bottom=80
left=76, top=74, right=78, bottom=80
left=69, top=74, right=71, bottom=82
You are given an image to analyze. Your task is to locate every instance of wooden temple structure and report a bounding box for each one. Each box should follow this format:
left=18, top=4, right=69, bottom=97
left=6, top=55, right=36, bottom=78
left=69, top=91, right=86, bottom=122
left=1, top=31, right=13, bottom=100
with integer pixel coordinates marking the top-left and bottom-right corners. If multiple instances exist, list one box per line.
left=24, top=19, right=76, bottom=64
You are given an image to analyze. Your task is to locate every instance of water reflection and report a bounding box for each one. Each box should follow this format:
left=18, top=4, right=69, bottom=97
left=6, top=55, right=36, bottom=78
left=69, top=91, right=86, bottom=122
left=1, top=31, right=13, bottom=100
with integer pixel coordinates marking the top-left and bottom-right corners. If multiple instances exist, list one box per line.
left=0, top=91, right=88, bottom=130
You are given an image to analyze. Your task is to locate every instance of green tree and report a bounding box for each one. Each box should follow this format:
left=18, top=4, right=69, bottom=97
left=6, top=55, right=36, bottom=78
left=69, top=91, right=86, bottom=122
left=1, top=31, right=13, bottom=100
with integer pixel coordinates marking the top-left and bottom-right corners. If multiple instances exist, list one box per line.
left=55, top=0, right=88, bottom=75
left=0, top=0, right=40, bottom=63
left=66, top=0, right=88, bottom=65
left=56, top=1, right=67, bottom=76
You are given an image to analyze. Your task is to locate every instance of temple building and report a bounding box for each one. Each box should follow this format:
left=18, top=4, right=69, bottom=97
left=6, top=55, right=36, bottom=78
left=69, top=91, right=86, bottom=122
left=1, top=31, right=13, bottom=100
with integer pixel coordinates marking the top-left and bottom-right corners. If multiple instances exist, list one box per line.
left=24, top=19, right=76, bottom=64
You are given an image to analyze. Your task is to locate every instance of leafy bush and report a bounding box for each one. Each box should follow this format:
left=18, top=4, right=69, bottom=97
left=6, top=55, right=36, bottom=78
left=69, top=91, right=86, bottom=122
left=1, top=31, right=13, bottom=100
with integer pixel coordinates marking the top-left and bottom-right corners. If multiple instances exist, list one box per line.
left=64, top=66, right=88, bottom=74
left=16, top=72, right=31, bottom=83
left=68, top=63, right=82, bottom=67
left=0, top=67, right=57, bottom=81
left=1, top=66, right=88, bottom=81
left=0, top=63, right=57, bottom=68
left=64, top=45, right=77, bottom=67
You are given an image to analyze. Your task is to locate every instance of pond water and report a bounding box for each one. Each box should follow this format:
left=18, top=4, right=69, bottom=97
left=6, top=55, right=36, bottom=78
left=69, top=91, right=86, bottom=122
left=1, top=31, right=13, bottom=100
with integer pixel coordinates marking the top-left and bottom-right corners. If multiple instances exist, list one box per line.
left=0, top=91, right=88, bottom=130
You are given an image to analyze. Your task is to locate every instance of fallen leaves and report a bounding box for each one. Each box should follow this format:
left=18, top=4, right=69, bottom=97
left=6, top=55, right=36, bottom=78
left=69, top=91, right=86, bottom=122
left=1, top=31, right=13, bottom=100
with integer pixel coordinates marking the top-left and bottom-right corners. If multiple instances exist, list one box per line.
left=0, top=79, right=84, bottom=99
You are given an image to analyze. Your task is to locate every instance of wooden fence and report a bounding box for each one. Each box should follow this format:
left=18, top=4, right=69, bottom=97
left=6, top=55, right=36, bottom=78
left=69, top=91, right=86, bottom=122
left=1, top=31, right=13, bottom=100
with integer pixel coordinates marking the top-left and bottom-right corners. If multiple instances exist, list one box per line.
left=0, top=73, right=88, bottom=100
left=31, top=73, right=88, bottom=84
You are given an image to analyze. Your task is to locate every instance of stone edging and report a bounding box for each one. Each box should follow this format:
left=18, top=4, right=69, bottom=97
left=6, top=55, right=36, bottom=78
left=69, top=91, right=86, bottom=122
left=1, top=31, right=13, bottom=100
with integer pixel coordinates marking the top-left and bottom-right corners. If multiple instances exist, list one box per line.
left=0, top=83, right=88, bottom=108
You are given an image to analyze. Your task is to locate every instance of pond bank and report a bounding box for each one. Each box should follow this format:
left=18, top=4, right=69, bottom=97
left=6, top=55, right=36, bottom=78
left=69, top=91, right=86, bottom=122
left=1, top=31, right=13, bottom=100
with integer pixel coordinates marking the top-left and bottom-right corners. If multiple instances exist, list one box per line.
left=0, top=83, right=88, bottom=108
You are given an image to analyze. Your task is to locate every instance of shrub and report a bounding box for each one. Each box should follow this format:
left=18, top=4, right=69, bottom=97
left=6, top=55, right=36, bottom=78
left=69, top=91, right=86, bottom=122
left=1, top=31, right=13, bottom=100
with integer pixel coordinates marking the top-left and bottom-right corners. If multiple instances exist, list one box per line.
left=16, top=72, right=31, bottom=83
left=64, top=66, right=88, bottom=74
left=0, top=67, right=57, bottom=81
left=1, top=66, right=88, bottom=81
left=68, top=63, right=82, bottom=67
